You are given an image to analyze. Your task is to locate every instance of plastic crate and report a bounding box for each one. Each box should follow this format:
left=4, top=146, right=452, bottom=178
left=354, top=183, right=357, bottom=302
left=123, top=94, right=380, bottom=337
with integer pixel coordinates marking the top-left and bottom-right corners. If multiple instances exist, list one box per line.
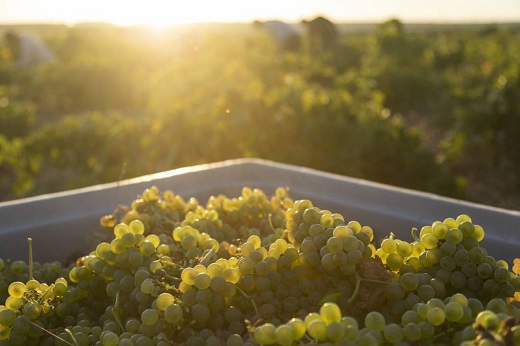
left=0, top=158, right=519, bottom=264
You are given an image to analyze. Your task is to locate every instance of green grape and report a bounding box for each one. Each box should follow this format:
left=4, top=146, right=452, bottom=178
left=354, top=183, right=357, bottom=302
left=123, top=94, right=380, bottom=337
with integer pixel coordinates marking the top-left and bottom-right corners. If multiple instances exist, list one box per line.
left=386, top=282, right=406, bottom=301
left=8, top=282, right=27, bottom=299
left=140, top=278, right=155, bottom=294
left=227, top=334, right=244, bottom=346
left=307, top=319, right=327, bottom=341
left=472, top=225, right=485, bottom=241
left=254, top=323, right=277, bottom=345
left=101, top=331, right=119, bottom=346
left=129, top=219, right=145, bottom=234
left=444, top=301, right=464, bottom=322
left=275, top=324, right=295, bottom=346
left=421, top=233, right=438, bottom=250
left=445, top=228, right=463, bottom=244
left=477, top=262, right=493, bottom=279
left=326, top=322, right=345, bottom=342
left=439, top=256, right=457, bottom=272
left=432, top=222, right=449, bottom=240
left=5, top=296, right=22, bottom=310
left=386, top=253, right=404, bottom=271
left=402, top=322, right=421, bottom=342
left=320, top=302, right=342, bottom=325
left=333, top=225, right=353, bottom=238
left=114, top=223, right=129, bottom=239
left=365, top=311, right=386, bottom=332
left=287, top=318, right=306, bottom=340
left=164, top=304, right=183, bottom=324
left=381, top=238, right=397, bottom=254
left=141, top=308, right=159, bottom=326
left=475, top=310, right=499, bottom=330
left=383, top=323, right=403, bottom=344
left=0, top=308, right=16, bottom=326
left=194, top=272, right=211, bottom=290
left=450, top=271, right=467, bottom=289
left=427, top=306, right=446, bottom=326
left=326, top=237, right=343, bottom=254
left=401, top=310, right=419, bottom=325
left=22, top=301, right=42, bottom=320
left=0, top=325, right=10, bottom=341
left=155, top=293, right=175, bottom=311
left=400, top=272, right=419, bottom=292
left=493, top=267, right=510, bottom=283
left=486, top=298, right=507, bottom=314
left=396, top=241, right=413, bottom=258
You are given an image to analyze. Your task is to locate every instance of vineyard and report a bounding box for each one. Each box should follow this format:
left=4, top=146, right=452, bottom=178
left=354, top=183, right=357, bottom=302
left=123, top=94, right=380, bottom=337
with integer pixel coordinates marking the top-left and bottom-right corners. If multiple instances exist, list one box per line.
left=0, top=19, right=519, bottom=210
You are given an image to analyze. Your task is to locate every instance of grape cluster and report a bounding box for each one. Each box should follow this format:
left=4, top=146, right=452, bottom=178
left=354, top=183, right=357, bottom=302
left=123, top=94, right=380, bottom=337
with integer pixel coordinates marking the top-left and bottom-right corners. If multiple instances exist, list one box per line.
left=1, top=185, right=520, bottom=346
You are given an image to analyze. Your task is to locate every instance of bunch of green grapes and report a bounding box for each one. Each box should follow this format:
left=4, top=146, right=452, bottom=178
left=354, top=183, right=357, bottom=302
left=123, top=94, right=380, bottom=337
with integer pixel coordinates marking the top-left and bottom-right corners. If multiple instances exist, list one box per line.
left=3, top=185, right=520, bottom=345
left=0, top=276, right=68, bottom=345
left=0, top=259, right=68, bottom=303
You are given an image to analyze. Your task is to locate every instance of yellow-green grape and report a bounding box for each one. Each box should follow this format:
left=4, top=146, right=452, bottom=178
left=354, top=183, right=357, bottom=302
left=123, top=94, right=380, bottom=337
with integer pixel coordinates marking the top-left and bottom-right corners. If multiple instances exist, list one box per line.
left=203, top=238, right=219, bottom=252
left=194, top=272, right=211, bottom=290
left=320, top=302, right=342, bottom=325
left=247, top=235, right=262, bottom=249
left=254, top=323, right=277, bottom=345
left=326, top=322, right=345, bottom=342
left=444, top=301, right=464, bottom=322
left=0, top=308, right=16, bottom=326
left=240, top=242, right=255, bottom=257
left=120, top=232, right=136, bottom=248
left=275, top=324, right=295, bottom=346
left=287, top=318, right=306, bottom=340
left=8, top=282, right=27, bottom=299
left=129, top=219, right=145, bottom=235
left=140, top=278, right=155, bottom=294
left=383, top=323, right=403, bottom=344
left=381, top=238, right=397, bottom=254
left=427, top=307, right=446, bottom=326
left=432, top=222, right=449, bottom=240
left=139, top=241, right=156, bottom=256
left=421, top=233, right=438, bottom=250
left=96, top=242, right=111, bottom=259
left=365, top=311, right=386, bottom=332
left=155, top=293, right=175, bottom=311
left=23, top=301, right=42, bottom=320
left=110, top=239, right=126, bottom=254
left=145, top=234, right=160, bottom=248
left=333, top=225, right=353, bottom=238
left=223, top=268, right=241, bottom=284
left=26, top=279, right=40, bottom=291
left=238, top=257, right=255, bottom=275
left=445, top=228, right=463, bottom=244
left=149, top=260, right=162, bottom=273
left=476, top=310, right=499, bottom=330
left=307, top=319, right=327, bottom=341
left=0, top=325, right=10, bottom=341
left=141, top=308, right=159, bottom=326
left=114, top=223, right=129, bottom=239
left=164, top=304, right=183, bottom=324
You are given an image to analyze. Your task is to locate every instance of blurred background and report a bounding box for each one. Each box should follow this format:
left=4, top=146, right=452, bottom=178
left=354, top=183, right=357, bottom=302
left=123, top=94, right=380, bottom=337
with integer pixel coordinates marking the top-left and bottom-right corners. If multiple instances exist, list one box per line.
left=0, top=0, right=519, bottom=210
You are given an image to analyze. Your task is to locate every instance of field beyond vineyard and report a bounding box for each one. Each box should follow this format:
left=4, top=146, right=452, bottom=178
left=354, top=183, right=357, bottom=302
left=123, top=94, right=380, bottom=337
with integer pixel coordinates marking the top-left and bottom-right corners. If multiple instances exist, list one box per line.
left=0, top=20, right=519, bottom=210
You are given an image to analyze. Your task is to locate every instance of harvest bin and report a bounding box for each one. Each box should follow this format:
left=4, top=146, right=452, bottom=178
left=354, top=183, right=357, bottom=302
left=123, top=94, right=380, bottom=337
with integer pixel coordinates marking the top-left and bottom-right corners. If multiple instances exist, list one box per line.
left=0, top=158, right=519, bottom=264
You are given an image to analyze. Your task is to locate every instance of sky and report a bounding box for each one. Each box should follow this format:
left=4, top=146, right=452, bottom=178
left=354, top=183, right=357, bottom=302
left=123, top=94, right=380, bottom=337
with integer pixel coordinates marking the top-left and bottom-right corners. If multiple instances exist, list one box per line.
left=0, top=0, right=519, bottom=26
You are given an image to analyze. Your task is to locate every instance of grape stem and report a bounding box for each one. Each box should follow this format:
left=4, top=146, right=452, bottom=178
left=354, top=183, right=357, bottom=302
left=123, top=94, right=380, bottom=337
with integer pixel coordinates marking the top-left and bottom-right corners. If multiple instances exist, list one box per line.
left=64, top=328, right=81, bottom=346
left=199, top=246, right=217, bottom=267
left=348, top=271, right=390, bottom=304
left=112, top=291, right=126, bottom=333
left=348, top=271, right=362, bottom=304
left=411, top=227, right=420, bottom=242
left=235, top=285, right=259, bottom=316
left=28, top=237, right=33, bottom=280
left=30, top=322, right=75, bottom=346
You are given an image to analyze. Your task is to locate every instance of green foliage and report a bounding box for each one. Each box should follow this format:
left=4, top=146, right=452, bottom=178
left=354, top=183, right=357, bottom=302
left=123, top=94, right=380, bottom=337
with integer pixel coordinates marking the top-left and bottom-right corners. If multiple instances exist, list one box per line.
left=0, top=21, right=519, bottom=208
